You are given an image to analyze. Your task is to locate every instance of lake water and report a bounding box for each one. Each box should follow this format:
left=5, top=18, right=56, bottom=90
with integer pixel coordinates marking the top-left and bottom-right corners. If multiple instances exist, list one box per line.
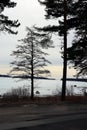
left=0, top=77, right=87, bottom=96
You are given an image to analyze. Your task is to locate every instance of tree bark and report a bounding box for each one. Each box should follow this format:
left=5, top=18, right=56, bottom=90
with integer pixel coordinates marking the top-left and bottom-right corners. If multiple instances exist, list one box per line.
left=61, top=0, right=67, bottom=101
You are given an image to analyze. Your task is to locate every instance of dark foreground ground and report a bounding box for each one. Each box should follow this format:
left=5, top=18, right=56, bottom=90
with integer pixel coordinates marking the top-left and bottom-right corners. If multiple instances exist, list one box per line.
left=0, top=99, right=87, bottom=130
left=14, top=118, right=87, bottom=130
left=0, top=96, right=87, bottom=129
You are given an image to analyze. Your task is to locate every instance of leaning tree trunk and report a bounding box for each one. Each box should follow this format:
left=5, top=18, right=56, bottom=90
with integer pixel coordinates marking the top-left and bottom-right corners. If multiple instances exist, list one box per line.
left=61, top=0, right=67, bottom=101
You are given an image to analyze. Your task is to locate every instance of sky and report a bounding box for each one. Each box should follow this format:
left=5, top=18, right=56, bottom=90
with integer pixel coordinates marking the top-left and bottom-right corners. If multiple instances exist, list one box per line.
left=0, top=0, right=76, bottom=79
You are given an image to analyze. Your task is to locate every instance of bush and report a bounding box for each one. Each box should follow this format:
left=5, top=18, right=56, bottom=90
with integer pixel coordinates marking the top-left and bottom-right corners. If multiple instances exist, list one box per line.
left=2, top=86, right=30, bottom=99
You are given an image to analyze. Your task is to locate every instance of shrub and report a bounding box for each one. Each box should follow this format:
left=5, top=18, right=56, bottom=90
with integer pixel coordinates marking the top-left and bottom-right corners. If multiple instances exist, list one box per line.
left=2, top=86, right=30, bottom=99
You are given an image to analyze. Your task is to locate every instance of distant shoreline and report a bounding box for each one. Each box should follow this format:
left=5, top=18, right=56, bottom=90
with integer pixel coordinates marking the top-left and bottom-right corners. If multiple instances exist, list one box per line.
left=0, top=74, right=55, bottom=80
left=1, top=74, right=87, bottom=82
left=66, top=78, right=87, bottom=82
left=60, top=78, right=87, bottom=82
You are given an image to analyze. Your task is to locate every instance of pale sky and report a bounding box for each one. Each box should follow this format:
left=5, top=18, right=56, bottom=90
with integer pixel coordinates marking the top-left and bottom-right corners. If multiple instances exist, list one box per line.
left=0, top=0, right=76, bottom=78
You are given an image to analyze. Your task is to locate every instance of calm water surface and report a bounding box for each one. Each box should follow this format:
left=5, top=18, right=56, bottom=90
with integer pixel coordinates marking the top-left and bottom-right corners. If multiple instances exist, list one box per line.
left=0, top=77, right=87, bottom=96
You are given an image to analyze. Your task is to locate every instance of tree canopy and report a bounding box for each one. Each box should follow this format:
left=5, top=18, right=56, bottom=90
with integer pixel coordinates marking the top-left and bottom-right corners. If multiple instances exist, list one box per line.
left=38, top=0, right=87, bottom=36
left=37, top=0, right=76, bottom=34
left=67, top=0, right=87, bottom=77
left=0, top=0, right=20, bottom=34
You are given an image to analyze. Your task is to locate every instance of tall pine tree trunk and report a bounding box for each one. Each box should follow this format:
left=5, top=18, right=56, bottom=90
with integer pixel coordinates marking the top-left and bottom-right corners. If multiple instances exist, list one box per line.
left=31, top=40, right=34, bottom=100
left=61, top=0, right=67, bottom=101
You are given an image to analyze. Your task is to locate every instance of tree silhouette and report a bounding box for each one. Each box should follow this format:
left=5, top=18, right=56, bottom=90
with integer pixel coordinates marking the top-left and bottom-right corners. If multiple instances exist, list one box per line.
left=37, top=0, right=74, bottom=101
left=66, top=0, right=87, bottom=77
left=37, top=0, right=87, bottom=100
left=10, top=27, right=52, bottom=99
left=0, top=0, right=20, bottom=34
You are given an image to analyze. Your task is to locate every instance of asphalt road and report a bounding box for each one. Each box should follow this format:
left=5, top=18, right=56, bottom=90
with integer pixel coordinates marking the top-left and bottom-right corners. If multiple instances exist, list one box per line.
left=0, top=103, right=87, bottom=130
left=14, top=118, right=87, bottom=130
left=1, top=112, right=87, bottom=130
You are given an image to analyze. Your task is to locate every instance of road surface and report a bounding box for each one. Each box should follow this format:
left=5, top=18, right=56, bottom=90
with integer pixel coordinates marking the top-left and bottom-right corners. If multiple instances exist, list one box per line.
left=0, top=111, right=87, bottom=130
left=14, top=118, right=87, bottom=130
left=0, top=103, right=87, bottom=130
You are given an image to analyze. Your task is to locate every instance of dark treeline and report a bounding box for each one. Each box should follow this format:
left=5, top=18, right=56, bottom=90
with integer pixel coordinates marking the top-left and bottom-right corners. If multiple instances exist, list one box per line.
left=0, top=74, right=55, bottom=80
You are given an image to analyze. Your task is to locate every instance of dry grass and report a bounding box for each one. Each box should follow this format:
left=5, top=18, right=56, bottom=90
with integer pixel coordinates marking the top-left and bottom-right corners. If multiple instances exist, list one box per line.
left=0, top=96, right=60, bottom=106
left=66, top=95, right=87, bottom=103
left=0, top=95, right=87, bottom=107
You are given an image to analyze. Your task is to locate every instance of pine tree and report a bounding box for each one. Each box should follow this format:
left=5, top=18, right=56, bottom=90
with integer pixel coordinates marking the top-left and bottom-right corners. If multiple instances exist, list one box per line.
left=10, top=27, right=52, bottom=99
left=0, top=0, right=20, bottom=34
left=67, top=0, right=87, bottom=77
left=37, top=0, right=75, bottom=100
left=37, top=0, right=87, bottom=100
